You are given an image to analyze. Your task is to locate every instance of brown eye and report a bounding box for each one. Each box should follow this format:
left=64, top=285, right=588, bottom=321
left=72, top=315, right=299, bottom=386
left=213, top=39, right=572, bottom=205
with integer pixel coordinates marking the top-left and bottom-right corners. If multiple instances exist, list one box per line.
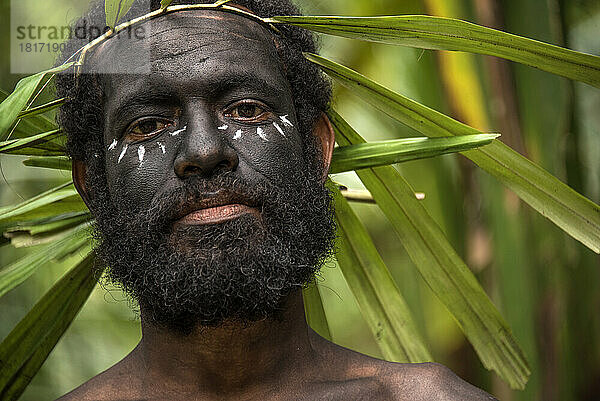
left=127, top=119, right=172, bottom=140
left=238, top=104, right=259, bottom=118
left=226, top=101, right=269, bottom=122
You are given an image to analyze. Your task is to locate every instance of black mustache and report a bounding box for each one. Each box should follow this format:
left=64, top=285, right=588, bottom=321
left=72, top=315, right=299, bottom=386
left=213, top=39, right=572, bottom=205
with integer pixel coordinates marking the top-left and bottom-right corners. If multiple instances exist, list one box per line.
left=142, top=174, right=268, bottom=230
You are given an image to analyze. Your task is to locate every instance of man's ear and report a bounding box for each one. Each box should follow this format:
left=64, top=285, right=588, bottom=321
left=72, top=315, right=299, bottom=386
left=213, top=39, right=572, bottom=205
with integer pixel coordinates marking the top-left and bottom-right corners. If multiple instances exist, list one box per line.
left=312, top=112, right=336, bottom=183
left=72, top=159, right=94, bottom=210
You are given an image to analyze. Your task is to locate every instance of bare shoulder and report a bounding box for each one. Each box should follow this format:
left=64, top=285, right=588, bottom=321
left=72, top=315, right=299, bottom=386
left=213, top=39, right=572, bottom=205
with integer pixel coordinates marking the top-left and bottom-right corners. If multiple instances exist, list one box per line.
left=55, top=355, right=142, bottom=401
left=377, top=361, right=499, bottom=401
left=310, top=331, right=497, bottom=401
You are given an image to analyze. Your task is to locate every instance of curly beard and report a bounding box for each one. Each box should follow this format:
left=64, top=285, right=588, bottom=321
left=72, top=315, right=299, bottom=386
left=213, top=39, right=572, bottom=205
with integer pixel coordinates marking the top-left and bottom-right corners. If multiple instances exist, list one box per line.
left=87, top=144, right=336, bottom=335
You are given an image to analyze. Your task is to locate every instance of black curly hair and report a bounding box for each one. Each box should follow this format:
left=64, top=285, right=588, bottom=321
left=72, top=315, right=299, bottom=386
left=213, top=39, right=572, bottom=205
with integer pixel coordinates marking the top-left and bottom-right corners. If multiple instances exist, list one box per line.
left=55, top=0, right=331, bottom=166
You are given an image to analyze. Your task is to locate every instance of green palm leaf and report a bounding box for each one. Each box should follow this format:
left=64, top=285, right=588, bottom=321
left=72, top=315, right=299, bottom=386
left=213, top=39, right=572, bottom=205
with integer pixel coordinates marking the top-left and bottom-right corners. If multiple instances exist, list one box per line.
left=267, top=15, right=600, bottom=88
left=0, top=89, right=56, bottom=138
left=331, top=110, right=530, bottom=389
left=4, top=213, right=91, bottom=248
left=330, top=134, right=498, bottom=174
left=23, top=156, right=72, bottom=171
left=302, top=284, right=332, bottom=341
left=16, top=98, right=65, bottom=120
left=0, top=225, right=90, bottom=298
left=0, top=182, right=87, bottom=226
left=0, top=64, right=73, bottom=141
left=0, top=129, right=65, bottom=156
left=330, top=181, right=432, bottom=363
left=0, top=252, right=98, bottom=400
left=105, top=0, right=136, bottom=29
left=308, top=53, right=600, bottom=254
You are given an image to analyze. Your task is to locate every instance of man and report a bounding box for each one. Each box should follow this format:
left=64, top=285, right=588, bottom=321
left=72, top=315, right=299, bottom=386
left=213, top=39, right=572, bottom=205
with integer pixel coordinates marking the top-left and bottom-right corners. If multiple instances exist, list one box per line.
left=55, top=0, right=497, bottom=399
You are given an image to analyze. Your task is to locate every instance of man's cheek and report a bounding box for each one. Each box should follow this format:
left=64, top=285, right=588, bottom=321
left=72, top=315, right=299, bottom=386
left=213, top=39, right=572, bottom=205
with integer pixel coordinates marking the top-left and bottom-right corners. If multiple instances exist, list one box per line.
left=226, top=124, right=306, bottom=182
left=105, top=142, right=169, bottom=207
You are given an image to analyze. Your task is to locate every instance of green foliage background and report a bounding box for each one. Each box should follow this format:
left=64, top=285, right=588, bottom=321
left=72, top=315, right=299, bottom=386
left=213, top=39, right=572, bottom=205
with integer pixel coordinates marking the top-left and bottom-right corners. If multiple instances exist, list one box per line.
left=0, top=0, right=598, bottom=400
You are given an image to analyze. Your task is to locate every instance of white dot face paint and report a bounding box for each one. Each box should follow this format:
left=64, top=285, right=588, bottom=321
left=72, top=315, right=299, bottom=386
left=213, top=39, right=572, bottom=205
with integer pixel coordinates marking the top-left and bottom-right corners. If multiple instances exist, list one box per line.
left=272, top=121, right=286, bottom=138
left=218, top=125, right=228, bottom=130
left=157, top=142, right=166, bottom=154
left=118, top=144, right=128, bottom=163
left=108, top=139, right=118, bottom=151
left=138, top=145, right=146, bottom=166
left=257, top=127, right=268, bottom=141
left=170, top=125, right=187, bottom=137
left=233, top=129, right=242, bottom=140
left=280, top=115, right=293, bottom=127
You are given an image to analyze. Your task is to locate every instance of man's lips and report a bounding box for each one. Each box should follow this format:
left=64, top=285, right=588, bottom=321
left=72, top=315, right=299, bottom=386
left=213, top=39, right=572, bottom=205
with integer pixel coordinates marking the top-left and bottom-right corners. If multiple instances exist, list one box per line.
left=177, top=203, right=259, bottom=225
left=169, top=190, right=261, bottom=226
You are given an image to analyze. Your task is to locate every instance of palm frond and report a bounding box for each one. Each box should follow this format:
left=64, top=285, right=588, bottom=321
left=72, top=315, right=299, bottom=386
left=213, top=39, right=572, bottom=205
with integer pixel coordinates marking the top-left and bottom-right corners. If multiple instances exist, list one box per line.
left=331, top=110, right=530, bottom=389
left=267, top=15, right=600, bottom=88
left=0, top=224, right=90, bottom=298
left=330, top=134, right=498, bottom=174
left=0, top=253, right=98, bottom=400
left=330, top=180, right=432, bottom=363
left=0, top=182, right=87, bottom=226
left=0, top=64, right=72, bottom=141
left=308, top=54, right=600, bottom=254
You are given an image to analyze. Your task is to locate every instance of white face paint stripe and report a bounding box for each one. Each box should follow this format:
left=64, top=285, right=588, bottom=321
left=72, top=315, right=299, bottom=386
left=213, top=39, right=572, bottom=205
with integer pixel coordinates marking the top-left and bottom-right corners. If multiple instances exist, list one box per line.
left=170, top=125, right=187, bottom=136
left=280, top=115, right=293, bottom=127
left=272, top=121, right=286, bottom=138
left=233, top=129, right=242, bottom=140
left=218, top=125, right=228, bottom=130
left=118, top=144, right=128, bottom=163
left=108, top=139, right=117, bottom=151
left=138, top=145, right=146, bottom=165
left=157, top=142, right=166, bottom=154
left=257, top=127, right=268, bottom=141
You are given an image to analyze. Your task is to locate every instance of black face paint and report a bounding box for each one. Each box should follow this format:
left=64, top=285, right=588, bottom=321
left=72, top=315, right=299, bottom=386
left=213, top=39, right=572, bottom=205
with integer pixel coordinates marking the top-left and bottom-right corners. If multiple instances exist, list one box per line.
left=86, top=11, right=336, bottom=334
left=92, top=11, right=306, bottom=208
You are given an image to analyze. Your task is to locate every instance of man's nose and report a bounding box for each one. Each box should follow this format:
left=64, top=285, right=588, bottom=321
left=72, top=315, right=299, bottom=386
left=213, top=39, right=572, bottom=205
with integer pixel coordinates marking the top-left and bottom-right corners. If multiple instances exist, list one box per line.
left=174, top=111, right=239, bottom=179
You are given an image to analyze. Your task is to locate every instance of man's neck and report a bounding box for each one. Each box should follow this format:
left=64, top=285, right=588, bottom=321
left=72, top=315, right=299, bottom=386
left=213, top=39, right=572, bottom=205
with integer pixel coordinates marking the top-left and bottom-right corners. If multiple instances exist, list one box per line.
left=134, top=291, right=318, bottom=397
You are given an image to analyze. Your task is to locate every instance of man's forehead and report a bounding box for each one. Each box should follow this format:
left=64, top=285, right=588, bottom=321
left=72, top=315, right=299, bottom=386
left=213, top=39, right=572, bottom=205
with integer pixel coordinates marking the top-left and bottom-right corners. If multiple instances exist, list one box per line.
left=90, top=9, right=280, bottom=76
left=90, top=9, right=292, bottom=112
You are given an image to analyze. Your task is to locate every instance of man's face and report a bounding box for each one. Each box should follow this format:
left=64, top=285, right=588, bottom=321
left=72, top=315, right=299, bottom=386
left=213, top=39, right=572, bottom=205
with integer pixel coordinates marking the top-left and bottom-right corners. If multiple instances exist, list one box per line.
left=96, top=10, right=306, bottom=207
left=83, top=10, right=335, bottom=333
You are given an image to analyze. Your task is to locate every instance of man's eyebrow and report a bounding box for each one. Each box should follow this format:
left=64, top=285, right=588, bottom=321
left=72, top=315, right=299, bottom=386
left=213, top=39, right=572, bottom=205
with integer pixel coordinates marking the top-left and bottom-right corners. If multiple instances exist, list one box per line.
left=112, top=90, right=178, bottom=119
left=206, top=72, right=287, bottom=100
